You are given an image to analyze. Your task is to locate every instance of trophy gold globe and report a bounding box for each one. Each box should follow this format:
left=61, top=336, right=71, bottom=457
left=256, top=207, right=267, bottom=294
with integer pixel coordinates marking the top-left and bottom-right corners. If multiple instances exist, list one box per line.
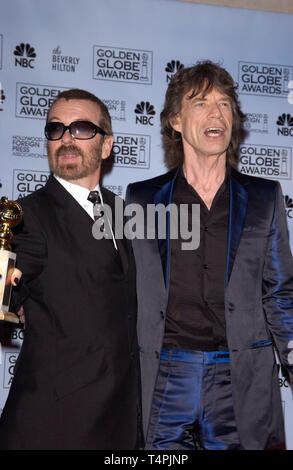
left=0, top=197, right=23, bottom=323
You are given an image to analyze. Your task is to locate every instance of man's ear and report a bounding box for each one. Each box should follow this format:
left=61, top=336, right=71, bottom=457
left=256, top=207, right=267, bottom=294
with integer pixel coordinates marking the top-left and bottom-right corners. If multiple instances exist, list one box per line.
left=169, top=114, right=181, bottom=133
left=101, top=135, right=114, bottom=160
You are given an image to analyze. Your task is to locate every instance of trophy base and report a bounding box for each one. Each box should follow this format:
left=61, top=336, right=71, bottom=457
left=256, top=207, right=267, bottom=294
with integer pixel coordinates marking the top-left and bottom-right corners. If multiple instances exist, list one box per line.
left=0, top=310, right=20, bottom=324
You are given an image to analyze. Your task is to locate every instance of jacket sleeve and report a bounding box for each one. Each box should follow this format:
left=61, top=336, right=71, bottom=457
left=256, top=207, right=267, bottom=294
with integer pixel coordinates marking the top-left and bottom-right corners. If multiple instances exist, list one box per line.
left=262, top=182, right=293, bottom=381
left=10, top=201, right=47, bottom=311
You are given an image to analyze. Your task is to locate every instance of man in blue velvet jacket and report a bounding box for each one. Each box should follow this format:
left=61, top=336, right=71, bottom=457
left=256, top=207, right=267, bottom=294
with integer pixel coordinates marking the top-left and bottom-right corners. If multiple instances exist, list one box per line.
left=127, top=61, right=293, bottom=450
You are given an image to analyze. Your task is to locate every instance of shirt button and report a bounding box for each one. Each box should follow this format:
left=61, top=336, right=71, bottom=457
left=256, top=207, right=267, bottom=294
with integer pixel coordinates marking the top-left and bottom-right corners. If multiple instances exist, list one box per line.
left=203, top=264, right=208, bottom=269
left=203, top=226, right=208, bottom=232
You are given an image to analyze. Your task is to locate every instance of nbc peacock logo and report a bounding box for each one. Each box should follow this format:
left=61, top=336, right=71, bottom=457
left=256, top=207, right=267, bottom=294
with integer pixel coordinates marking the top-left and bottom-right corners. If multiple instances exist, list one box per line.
left=284, top=195, right=293, bottom=219
left=277, top=113, right=293, bottom=137
left=134, top=101, right=155, bottom=126
left=14, top=43, right=36, bottom=69
left=165, top=60, right=184, bottom=83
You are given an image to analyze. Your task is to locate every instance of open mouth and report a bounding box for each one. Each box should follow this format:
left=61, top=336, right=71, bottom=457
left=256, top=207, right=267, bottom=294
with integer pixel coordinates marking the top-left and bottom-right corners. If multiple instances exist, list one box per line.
left=204, top=127, right=224, bottom=137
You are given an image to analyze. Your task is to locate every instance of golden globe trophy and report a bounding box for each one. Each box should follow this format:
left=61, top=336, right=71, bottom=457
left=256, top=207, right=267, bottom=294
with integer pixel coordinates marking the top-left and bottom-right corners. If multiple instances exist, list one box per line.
left=0, top=197, right=23, bottom=323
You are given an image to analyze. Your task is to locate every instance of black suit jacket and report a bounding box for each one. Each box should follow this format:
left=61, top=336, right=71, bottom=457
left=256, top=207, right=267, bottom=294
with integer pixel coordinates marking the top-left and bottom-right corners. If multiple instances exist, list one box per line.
left=0, top=176, right=140, bottom=450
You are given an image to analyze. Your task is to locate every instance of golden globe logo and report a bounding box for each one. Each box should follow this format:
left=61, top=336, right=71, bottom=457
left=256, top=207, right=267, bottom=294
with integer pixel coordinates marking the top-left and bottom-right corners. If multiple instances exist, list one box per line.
left=238, top=61, right=293, bottom=97
left=16, top=83, right=68, bottom=119
left=13, top=169, right=50, bottom=199
left=112, top=132, right=151, bottom=168
left=93, top=45, right=153, bottom=84
left=238, top=144, right=292, bottom=179
left=3, top=352, right=19, bottom=388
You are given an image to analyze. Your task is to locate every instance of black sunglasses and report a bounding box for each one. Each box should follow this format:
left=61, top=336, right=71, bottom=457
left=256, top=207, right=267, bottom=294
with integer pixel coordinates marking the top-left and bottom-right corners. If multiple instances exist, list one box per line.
left=44, top=120, right=108, bottom=141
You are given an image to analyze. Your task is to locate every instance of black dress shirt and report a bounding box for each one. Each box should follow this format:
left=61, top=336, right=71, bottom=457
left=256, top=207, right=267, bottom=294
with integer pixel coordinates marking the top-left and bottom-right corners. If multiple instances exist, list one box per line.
left=163, top=167, right=230, bottom=351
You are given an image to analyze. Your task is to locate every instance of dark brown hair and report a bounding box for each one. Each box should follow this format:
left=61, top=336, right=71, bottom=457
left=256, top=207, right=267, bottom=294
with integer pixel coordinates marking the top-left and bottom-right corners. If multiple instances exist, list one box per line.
left=160, top=60, right=246, bottom=168
left=48, top=88, right=112, bottom=135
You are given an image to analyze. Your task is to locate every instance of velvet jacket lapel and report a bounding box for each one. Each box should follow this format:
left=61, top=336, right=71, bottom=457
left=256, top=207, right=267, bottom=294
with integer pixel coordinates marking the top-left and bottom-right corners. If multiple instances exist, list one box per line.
left=152, top=168, right=178, bottom=287
left=226, top=170, right=248, bottom=286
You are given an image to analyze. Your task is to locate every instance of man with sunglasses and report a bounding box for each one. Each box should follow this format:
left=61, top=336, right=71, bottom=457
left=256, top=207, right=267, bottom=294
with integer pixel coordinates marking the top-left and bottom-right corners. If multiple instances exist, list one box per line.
left=0, top=89, right=140, bottom=450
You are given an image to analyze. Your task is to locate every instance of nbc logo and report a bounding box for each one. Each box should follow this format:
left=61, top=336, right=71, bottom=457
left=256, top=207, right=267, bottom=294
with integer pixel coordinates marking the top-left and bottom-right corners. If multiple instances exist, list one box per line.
left=135, top=101, right=155, bottom=126
left=284, top=195, right=293, bottom=219
left=165, top=60, right=184, bottom=82
left=285, top=195, right=293, bottom=208
left=14, top=43, right=36, bottom=69
left=277, top=113, right=293, bottom=137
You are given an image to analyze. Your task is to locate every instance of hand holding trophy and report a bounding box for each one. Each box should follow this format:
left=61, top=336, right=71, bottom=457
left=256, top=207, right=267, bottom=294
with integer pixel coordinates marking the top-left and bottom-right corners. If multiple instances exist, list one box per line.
left=0, top=196, right=23, bottom=323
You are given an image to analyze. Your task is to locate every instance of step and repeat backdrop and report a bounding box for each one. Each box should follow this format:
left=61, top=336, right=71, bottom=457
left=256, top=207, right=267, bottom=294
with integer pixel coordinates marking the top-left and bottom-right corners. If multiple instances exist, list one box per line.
left=0, top=0, right=293, bottom=448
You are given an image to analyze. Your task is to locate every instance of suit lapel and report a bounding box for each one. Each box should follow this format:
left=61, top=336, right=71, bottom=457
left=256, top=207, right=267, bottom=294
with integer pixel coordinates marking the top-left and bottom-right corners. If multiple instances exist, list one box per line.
left=226, top=172, right=248, bottom=286
left=44, top=176, right=129, bottom=274
left=44, top=175, right=94, bottom=236
left=153, top=168, right=178, bottom=288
